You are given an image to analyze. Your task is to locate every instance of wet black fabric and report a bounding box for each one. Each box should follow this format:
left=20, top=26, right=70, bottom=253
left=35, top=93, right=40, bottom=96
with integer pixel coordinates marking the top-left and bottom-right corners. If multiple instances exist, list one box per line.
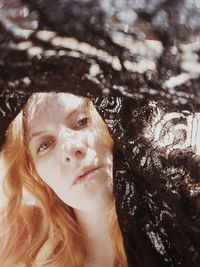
left=1, top=1, right=200, bottom=266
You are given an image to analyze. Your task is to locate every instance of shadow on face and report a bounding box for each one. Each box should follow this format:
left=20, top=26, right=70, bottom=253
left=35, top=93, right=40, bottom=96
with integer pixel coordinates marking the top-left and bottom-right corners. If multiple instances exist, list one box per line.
left=23, top=92, right=114, bottom=212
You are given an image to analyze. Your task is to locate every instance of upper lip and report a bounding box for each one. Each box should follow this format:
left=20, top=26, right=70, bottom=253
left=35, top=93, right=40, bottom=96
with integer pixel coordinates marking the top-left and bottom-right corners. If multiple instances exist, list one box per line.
left=72, top=166, right=100, bottom=185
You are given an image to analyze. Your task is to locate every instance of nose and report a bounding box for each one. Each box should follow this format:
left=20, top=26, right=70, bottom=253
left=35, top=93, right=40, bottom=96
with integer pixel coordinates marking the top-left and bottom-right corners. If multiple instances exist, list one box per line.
left=59, top=132, right=87, bottom=164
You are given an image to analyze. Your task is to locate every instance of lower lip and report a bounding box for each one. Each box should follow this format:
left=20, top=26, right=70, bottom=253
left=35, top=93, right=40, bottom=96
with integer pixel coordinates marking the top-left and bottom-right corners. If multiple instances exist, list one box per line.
left=73, top=167, right=101, bottom=185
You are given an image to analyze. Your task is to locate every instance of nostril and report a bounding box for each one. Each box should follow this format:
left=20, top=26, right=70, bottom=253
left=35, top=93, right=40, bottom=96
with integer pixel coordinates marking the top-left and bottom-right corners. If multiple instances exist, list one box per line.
left=75, top=150, right=83, bottom=156
left=66, top=157, right=70, bottom=162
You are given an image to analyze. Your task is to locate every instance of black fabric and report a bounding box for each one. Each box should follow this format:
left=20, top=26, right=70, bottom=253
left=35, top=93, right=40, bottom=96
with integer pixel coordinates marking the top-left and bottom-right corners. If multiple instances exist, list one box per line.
left=1, top=1, right=200, bottom=266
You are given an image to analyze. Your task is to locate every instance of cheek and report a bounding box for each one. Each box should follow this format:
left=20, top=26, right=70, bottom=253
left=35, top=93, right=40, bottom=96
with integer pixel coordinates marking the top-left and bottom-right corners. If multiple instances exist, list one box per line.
left=92, top=123, right=113, bottom=153
left=92, top=111, right=114, bottom=149
left=34, top=157, right=58, bottom=187
left=33, top=156, right=74, bottom=195
left=96, top=135, right=113, bottom=160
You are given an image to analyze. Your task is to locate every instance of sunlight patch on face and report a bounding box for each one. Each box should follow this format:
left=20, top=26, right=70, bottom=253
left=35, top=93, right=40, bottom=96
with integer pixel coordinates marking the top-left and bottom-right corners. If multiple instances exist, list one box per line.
left=24, top=92, right=114, bottom=211
left=26, top=93, right=48, bottom=131
left=57, top=93, right=83, bottom=110
left=26, top=93, right=85, bottom=136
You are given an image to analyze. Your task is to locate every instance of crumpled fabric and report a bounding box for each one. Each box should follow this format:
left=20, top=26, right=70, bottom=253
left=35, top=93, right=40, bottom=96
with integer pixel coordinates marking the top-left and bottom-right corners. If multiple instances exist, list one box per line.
left=0, top=1, right=200, bottom=266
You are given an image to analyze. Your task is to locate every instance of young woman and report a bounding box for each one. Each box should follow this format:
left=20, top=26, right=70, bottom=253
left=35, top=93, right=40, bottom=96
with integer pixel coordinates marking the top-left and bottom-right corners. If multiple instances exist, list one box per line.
left=0, top=92, right=127, bottom=267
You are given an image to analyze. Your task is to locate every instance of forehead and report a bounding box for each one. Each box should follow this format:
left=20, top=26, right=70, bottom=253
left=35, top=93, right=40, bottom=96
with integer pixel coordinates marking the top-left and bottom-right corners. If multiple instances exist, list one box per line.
left=28, top=92, right=83, bottom=109
left=25, top=93, right=86, bottom=132
left=26, top=92, right=84, bottom=118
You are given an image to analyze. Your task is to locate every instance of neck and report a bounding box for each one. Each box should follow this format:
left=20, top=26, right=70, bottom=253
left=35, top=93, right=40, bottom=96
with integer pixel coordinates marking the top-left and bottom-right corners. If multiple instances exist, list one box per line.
left=74, top=205, right=114, bottom=266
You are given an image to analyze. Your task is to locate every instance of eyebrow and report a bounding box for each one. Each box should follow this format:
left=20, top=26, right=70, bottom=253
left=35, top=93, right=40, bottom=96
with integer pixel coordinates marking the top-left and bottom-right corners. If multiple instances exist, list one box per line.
left=29, top=131, right=48, bottom=139
left=28, top=99, right=88, bottom=142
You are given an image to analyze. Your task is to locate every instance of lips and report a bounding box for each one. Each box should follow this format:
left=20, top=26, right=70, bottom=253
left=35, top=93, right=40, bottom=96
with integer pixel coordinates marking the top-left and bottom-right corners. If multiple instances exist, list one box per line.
left=73, top=166, right=100, bottom=185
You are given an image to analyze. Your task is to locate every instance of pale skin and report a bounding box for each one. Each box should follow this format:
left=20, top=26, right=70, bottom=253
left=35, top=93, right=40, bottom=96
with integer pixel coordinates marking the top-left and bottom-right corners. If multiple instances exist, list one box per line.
left=76, top=209, right=114, bottom=267
left=26, top=93, right=115, bottom=266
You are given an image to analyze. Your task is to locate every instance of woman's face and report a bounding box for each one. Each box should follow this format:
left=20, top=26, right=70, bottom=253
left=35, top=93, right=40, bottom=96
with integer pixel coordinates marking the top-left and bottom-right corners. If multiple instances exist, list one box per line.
left=26, top=93, right=114, bottom=212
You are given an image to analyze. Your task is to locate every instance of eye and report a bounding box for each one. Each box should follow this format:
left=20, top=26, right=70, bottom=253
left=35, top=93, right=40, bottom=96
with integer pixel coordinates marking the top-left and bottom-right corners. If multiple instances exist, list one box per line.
left=75, top=116, right=90, bottom=129
left=37, top=139, right=55, bottom=153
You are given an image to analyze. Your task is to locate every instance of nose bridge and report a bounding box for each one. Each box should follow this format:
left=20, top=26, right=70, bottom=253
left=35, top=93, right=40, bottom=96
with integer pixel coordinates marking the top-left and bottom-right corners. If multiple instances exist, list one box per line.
left=58, top=125, right=87, bottom=160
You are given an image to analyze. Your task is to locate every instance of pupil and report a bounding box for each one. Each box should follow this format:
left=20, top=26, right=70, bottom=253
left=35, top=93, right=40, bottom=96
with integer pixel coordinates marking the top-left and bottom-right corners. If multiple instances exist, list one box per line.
left=79, top=118, right=87, bottom=125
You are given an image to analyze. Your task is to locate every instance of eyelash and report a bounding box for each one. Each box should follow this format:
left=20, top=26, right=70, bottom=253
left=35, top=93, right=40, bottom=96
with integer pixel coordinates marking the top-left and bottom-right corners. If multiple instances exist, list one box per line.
left=37, top=139, right=55, bottom=153
left=36, top=116, right=90, bottom=154
left=74, top=116, right=90, bottom=129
